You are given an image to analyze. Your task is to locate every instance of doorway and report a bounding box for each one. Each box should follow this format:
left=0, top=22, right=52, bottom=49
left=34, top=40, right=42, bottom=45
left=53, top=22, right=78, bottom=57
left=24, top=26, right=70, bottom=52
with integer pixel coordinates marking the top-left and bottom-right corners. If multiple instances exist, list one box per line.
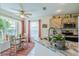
left=30, top=21, right=39, bottom=41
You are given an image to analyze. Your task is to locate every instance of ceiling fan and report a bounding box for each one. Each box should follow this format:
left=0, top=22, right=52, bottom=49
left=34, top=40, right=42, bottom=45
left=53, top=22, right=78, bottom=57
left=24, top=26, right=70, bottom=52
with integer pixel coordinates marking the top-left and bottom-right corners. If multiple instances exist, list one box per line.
left=12, top=4, right=32, bottom=18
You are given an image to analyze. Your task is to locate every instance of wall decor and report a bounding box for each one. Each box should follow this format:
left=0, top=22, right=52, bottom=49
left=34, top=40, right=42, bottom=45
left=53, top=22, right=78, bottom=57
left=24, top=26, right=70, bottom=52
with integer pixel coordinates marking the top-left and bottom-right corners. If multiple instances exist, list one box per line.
left=42, top=24, right=47, bottom=28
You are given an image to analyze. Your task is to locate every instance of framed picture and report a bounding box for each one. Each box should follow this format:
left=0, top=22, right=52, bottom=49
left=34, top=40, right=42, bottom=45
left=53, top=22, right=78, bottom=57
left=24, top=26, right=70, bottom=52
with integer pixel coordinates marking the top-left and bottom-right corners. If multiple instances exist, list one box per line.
left=42, top=24, right=47, bottom=28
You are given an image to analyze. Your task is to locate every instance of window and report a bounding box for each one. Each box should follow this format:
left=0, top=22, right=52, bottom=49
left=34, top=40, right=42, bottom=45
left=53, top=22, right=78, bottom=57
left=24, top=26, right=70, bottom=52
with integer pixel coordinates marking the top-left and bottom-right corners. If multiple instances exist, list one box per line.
left=0, top=16, right=17, bottom=42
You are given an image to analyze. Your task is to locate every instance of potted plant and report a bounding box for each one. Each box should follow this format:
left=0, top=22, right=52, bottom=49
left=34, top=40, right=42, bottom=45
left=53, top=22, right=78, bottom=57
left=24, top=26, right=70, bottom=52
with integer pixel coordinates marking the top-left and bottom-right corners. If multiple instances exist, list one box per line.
left=53, top=34, right=65, bottom=49
left=48, top=36, right=53, bottom=42
left=48, top=36, right=54, bottom=45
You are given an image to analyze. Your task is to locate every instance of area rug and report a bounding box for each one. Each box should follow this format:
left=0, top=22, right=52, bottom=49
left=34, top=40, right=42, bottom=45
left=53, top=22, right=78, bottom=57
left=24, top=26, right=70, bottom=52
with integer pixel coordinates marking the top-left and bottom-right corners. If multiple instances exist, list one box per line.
left=1, top=42, right=34, bottom=56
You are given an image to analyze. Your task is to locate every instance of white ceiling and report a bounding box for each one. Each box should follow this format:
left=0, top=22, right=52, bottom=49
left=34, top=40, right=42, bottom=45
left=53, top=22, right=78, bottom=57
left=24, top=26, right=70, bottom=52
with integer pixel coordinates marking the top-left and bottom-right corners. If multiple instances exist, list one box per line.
left=0, top=3, right=79, bottom=19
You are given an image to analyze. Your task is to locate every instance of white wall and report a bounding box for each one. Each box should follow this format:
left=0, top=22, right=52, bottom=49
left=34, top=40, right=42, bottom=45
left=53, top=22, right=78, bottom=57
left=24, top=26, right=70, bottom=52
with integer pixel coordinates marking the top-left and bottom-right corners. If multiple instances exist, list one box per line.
left=41, top=16, right=51, bottom=38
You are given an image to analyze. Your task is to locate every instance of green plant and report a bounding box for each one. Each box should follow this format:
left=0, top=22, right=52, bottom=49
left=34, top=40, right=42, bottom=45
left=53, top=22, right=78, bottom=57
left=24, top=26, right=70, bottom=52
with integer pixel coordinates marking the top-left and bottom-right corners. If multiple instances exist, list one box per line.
left=53, top=34, right=65, bottom=42
left=0, top=18, right=4, bottom=29
left=48, top=36, right=53, bottom=41
left=0, top=17, right=10, bottom=30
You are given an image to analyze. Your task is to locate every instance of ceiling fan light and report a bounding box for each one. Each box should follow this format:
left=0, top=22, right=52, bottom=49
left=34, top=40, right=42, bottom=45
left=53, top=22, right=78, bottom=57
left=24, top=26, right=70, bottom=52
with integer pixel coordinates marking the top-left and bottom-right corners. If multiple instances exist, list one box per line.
left=20, top=15, right=25, bottom=18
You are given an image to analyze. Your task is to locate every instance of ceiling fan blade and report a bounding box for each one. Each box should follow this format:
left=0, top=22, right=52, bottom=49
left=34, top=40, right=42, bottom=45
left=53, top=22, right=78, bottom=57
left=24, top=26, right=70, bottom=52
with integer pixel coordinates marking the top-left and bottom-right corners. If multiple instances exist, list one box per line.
left=25, top=15, right=30, bottom=18
left=24, top=13, right=32, bottom=15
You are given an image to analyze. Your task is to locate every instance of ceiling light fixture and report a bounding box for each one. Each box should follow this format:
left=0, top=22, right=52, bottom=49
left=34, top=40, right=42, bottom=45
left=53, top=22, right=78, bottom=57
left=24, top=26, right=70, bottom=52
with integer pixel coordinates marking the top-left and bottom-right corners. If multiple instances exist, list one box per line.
left=20, top=15, right=25, bottom=18
left=56, top=9, right=62, bottom=13
left=43, top=7, right=47, bottom=10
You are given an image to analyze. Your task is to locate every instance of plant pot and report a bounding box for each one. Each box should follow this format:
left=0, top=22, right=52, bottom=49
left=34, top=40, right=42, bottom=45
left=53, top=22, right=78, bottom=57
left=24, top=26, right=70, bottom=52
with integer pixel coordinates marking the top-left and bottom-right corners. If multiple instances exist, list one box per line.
left=55, top=40, right=65, bottom=49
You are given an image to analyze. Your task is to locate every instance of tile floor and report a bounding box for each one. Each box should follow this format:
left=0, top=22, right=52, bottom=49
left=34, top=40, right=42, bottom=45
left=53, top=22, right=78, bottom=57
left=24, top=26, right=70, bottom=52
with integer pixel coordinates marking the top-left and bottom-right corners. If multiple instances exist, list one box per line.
left=39, top=39, right=78, bottom=56
left=28, top=40, right=64, bottom=56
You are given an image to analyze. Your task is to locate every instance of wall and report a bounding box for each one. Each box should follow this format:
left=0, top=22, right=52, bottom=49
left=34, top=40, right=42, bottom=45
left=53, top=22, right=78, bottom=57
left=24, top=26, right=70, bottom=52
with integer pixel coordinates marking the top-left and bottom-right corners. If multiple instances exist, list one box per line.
left=41, top=16, right=51, bottom=38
